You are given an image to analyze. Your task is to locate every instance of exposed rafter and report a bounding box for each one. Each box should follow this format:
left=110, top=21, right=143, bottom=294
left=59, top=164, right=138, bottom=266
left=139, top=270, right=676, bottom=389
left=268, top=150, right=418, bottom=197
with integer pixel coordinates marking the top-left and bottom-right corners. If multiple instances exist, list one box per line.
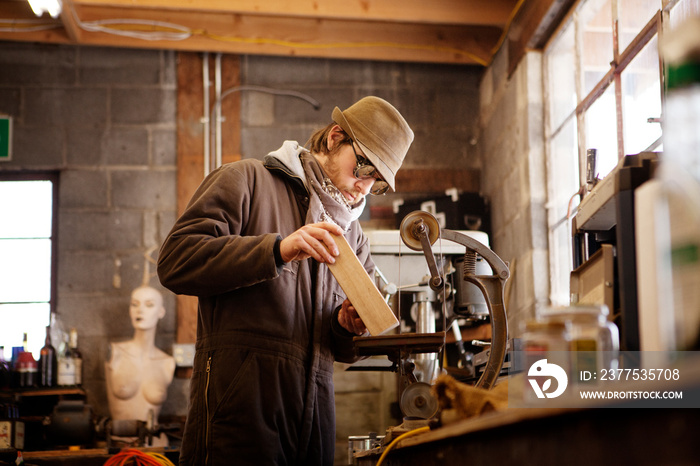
left=0, top=0, right=574, bottom=67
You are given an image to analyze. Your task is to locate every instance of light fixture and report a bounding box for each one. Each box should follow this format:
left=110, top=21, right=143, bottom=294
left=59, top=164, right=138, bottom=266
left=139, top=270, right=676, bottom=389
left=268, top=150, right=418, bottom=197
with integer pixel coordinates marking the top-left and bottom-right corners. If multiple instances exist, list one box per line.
left=27, top=0, right=63, bottom=19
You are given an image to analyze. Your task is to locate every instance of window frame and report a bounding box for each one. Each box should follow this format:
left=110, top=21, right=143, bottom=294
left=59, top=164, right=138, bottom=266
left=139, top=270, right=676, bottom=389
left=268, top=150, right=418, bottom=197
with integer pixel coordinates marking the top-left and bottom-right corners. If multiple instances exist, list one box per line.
left=0, top=171, right=59, bottom=322
left=542, top=0, right=668, bottom=305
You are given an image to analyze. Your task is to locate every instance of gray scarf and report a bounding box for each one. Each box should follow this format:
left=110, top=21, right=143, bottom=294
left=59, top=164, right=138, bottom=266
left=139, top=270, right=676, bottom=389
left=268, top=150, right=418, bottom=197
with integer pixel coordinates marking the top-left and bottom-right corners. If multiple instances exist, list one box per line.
left=266, top=140, right=365, bottom=232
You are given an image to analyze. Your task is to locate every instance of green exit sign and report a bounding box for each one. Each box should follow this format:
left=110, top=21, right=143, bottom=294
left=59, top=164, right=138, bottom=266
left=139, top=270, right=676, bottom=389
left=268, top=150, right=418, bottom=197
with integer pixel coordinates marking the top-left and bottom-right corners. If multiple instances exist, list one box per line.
left=0, top=116, right=12, bottom=161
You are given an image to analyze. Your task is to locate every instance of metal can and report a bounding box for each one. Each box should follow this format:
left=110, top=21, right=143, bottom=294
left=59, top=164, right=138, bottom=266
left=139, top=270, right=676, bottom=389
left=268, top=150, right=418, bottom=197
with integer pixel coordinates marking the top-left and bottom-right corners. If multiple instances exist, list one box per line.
left=348, top=433, right=383, bottom=465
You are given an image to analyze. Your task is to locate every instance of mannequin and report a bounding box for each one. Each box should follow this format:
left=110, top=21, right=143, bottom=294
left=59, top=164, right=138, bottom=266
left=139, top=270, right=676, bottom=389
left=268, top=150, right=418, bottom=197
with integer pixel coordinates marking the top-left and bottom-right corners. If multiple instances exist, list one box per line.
left=105, top=284, right=175, bottom=445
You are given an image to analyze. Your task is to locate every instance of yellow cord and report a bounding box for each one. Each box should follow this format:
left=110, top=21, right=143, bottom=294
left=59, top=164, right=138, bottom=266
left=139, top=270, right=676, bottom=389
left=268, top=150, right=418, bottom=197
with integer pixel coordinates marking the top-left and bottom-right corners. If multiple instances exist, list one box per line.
left=375, top=426, right=431, bottom=466
left=148, top=452, right=177, bottom=466
left=489, top=0, right=528, bottom=57
left=103, top=449, right=176, bottom=466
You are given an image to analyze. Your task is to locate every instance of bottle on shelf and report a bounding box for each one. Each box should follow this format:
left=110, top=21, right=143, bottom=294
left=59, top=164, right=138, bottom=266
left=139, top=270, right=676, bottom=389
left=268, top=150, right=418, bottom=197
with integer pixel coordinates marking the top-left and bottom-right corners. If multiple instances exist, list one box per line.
left=68, top=328, right=82, bottom=386
left=9, top=333, right=37, bottom=389
left=57, top=342, right=74, bottom=387
left=9, top=346, right=22, bottom=389
left=0, top=345, right=11, bottom=389
left=0, top=400, right=23, bottom=450
left=57, top=328, right=82, bottom=387
left=39, top=325, right=58, bottom=387
left=16, top=351, right=37, bottom=389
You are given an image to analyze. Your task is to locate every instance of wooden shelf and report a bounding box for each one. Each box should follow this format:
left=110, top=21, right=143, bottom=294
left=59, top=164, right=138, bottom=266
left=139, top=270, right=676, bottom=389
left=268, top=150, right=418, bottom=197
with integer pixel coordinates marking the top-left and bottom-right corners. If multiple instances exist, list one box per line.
left=13, top=388, right=85, bottom=397
left=0, top=387, right=86, bottom=400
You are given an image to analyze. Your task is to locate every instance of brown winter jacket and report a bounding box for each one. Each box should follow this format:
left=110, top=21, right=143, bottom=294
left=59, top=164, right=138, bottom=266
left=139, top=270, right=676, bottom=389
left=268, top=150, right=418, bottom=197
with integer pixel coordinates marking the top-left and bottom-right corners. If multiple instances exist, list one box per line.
left=157, top=149, right=372, bottom=466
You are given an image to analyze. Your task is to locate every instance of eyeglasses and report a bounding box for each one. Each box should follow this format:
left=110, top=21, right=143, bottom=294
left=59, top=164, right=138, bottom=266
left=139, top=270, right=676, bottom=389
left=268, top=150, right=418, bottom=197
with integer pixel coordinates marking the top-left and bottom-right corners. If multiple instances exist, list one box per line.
left=349, top=140, right=390, bottom=195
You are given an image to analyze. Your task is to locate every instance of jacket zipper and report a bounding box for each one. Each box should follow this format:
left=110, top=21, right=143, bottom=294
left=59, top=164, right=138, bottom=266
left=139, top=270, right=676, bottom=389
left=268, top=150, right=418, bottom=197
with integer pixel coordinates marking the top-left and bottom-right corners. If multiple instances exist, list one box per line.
left=204, top=356, right=212, bottom=465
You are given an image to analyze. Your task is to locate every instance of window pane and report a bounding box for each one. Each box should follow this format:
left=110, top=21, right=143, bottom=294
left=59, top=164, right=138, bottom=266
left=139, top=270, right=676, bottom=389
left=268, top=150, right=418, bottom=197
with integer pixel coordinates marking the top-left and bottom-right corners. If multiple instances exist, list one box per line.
left=585, top=85, right=618, bottom=179
left=548, top=118, right=580, bottom=221
left=0, top=178, right=54, bottom=361
left=547, top=24, right=577, bottom=131
left=0, top=180, right=53, bottom=239
left=618, top=0, right=660, bottom=53
left=0, top=303, right=51, bottom=359
left=669, top=0, right=700, bottom=29
left=622, top=35, right=662, bottom=155
left=580, top=0, right=614, bottom=97
left=0, top=238, right=52, bottom=302
left=547, top=118, right=579, bottom=307
left=550, top=221, right=574, bottom=306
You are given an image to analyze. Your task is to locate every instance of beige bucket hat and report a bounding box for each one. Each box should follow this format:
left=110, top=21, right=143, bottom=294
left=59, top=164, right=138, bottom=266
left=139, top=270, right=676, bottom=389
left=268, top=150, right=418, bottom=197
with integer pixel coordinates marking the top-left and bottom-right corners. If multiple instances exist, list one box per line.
left=332, top=96, right=414, bottom=191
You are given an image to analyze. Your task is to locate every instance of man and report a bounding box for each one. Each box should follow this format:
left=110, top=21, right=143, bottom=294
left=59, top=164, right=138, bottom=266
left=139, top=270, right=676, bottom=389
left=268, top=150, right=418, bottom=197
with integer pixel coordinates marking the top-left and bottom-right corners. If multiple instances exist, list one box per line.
left=157, top=96, right=413, bottom=465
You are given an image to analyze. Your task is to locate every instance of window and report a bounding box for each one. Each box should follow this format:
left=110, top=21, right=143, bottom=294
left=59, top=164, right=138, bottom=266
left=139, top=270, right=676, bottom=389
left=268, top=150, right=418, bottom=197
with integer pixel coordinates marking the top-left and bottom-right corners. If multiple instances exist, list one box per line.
left=0, top=173, right=58, bottom=359
left=543, top=0, right=700, bottom=305
left=620, top=34, right=662, bottom=155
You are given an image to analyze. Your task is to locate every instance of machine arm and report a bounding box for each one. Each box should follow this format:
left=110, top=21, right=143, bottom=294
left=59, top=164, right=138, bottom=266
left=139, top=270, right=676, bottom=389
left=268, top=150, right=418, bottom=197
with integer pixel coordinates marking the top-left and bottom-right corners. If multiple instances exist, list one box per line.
left=399, top=211, right=510, bottom=390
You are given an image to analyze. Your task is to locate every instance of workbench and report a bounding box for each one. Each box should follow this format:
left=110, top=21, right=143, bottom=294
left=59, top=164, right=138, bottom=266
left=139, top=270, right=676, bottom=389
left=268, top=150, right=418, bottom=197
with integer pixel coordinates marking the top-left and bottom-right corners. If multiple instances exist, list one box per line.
left=357, top=356, right=700, bottom=466
left=357, top=404, right=700, bottom=465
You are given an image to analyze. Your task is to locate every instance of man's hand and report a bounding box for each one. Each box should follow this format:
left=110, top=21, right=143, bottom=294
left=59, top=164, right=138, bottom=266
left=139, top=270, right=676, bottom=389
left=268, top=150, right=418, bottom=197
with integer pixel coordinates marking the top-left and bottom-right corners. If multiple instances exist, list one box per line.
left=338, top=298, right=367, bottom=335
left=279, top=222, right=343, bottom=264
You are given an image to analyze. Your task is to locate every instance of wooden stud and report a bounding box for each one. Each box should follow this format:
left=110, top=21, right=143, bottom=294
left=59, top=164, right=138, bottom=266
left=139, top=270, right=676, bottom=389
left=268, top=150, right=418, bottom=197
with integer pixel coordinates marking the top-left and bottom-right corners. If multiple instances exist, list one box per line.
left=174, top=52, right=241, bottom=347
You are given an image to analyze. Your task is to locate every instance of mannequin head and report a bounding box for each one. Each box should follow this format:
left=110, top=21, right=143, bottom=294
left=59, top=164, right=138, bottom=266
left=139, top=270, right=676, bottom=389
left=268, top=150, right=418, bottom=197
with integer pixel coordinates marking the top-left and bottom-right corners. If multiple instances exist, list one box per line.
left=129, top=286, right=166, bottom=331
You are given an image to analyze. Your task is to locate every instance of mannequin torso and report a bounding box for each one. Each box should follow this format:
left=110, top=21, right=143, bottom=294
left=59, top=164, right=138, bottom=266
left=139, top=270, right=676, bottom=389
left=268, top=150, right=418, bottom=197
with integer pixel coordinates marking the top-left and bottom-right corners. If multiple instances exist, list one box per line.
left=105, top=340, right=175, bottom=422
left=105, top=286, right=175, bottom=433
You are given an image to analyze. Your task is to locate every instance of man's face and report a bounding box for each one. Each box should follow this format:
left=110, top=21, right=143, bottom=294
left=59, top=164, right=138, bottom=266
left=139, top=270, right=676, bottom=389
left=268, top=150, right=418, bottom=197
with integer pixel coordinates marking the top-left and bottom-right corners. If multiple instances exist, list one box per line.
left=322, top=129, right=378, bottom=205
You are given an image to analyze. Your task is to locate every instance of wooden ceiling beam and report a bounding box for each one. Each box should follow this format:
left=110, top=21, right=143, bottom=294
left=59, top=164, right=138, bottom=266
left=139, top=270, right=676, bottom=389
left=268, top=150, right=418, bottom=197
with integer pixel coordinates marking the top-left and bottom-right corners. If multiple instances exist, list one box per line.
left=0, top=2, right=501, bottom=65
left=3, top=0, right=576, bottom=69
left=72, top=0, right=520, bottom=27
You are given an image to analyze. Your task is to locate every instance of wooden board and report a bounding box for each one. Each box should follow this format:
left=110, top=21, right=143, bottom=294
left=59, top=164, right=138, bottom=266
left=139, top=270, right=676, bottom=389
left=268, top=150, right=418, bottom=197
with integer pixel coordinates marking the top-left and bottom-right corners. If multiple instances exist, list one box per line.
left=327, top=233, right=399, bottom=336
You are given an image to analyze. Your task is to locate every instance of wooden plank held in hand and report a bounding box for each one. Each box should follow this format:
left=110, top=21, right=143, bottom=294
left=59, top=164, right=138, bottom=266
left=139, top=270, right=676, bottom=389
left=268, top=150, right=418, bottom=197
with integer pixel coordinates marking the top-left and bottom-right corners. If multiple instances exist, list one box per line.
left=327, top=233, right=399, bottom=336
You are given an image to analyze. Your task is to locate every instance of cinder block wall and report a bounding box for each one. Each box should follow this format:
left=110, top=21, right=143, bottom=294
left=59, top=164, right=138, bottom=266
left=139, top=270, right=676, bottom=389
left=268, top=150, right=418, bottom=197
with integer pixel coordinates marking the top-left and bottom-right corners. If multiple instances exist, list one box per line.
left=478, top=48, right=550, bottom=333
left=0, top=42, right=184, bottom=418
left=239, top=56, right=482, bottom=170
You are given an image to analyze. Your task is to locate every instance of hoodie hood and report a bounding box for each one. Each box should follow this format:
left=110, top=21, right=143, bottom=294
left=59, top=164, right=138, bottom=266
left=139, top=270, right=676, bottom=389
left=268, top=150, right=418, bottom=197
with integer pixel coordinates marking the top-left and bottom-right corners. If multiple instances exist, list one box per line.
left=264, top=140, right=365, bottom=230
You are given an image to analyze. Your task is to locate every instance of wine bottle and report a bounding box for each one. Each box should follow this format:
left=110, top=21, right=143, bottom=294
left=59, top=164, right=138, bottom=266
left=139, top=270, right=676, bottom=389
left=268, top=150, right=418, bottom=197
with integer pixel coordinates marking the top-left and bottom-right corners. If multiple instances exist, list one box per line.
left=58, top=328, right=82, bottom=386
left=68, top=328, right=82, bottom=386
left=16, top=333, right=37, bottom=388
left=39, top=325, right=58, bottom=387
left=17, top=351, right=37, bottom=388
left=57, top=341, right=75, bottom=387
left=0, top=346, right=10, bottom=389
